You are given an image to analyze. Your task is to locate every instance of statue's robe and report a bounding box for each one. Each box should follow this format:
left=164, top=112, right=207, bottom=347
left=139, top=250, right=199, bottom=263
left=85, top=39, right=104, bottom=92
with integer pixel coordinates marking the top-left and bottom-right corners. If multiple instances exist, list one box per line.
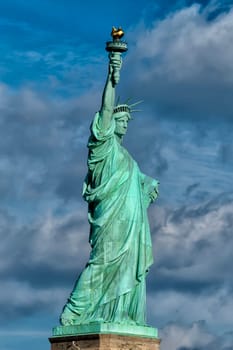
left=61, top=113, right=158, bottom=325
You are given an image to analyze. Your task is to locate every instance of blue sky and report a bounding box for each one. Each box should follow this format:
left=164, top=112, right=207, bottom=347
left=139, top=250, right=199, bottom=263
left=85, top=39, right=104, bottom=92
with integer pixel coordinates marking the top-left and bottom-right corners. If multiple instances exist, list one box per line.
left=1, top=1, right=233, bottom=350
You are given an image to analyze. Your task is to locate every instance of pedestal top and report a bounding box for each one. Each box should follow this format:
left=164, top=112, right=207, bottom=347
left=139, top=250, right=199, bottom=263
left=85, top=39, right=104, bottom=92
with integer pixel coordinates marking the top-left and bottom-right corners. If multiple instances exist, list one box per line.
left=52, top=322, right=158, bottom=339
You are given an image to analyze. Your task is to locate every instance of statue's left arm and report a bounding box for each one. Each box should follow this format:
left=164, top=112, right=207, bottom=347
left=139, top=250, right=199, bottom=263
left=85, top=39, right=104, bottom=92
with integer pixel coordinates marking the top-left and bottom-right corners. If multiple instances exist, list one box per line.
left=140, top=173, right=159, bottom=208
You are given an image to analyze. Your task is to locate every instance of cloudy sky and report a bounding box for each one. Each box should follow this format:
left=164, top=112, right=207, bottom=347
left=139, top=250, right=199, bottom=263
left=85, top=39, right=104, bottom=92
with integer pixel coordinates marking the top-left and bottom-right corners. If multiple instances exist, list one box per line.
left=1, top=1, right=233, bottom=349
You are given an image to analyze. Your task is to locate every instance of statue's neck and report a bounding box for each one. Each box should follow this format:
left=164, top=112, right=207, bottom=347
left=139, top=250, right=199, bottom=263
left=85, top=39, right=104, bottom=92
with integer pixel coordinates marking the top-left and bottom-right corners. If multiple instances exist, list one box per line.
left=115, top=134, right=123, bottom=144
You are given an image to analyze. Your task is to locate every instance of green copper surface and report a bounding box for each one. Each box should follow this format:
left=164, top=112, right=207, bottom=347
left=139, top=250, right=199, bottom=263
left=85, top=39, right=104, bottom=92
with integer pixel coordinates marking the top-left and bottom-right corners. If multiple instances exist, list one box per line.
left=53, top=323, right=158, bottom=338
left=59, top=31, right=159, bottom=330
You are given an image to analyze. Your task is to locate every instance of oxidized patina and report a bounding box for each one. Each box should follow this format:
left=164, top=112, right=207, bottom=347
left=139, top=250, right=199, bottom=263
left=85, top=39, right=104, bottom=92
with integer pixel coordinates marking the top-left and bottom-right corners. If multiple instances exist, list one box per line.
left=60, top=30, right=159, bottom=327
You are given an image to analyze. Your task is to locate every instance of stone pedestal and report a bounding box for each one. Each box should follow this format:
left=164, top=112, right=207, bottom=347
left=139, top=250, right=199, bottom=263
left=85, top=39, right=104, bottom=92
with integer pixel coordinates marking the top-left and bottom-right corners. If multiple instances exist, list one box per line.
left=49, top=333, right=161, bottom=350
left=49, top=323, right=160, bottom=350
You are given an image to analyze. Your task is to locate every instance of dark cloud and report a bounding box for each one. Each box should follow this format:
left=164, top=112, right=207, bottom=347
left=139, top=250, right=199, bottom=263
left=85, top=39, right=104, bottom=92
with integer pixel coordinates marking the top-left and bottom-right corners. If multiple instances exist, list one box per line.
left=0, top=84, right=93, bottom=209
left=185, top=183, right=200, bottom=196
left=202, top=0, right=233, bottom=20
left=0, top=204, right=91, bottom=321
left=125, top=115, right=169, bottom=178
left=148, top=192, right=233, bottom=298
left=178, top=347, right=200, bottom=350
left=218, top=143, right=233, bottom=164
left=143, top=192, right=233, bottom=340
left=141, top=0, right=232, bottom=25
left=55, top=156, right=86, bottom=202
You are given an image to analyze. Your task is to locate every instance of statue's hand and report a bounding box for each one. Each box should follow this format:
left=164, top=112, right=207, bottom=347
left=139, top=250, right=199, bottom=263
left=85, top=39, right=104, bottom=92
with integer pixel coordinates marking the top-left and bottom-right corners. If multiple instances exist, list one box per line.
left=109, top=52, right=122, bottom=86
left=149, top=184, right=159, bottom=203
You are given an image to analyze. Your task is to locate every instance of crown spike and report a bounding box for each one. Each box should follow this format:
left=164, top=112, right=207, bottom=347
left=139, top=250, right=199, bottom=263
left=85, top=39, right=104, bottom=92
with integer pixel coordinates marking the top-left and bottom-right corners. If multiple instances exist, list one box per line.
left=129, top=100, right=144, bottom=108
left=124, top=97, right=132, bottom=104
left=116, top=96, right=121, bottom=105
left=113, top=99, right=143, bottom=116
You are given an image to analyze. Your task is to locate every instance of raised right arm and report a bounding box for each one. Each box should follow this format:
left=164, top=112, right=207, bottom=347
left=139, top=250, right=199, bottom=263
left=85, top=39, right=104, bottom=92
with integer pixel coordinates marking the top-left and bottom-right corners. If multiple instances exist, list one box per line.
left=99, top=54, right=122, bottom=130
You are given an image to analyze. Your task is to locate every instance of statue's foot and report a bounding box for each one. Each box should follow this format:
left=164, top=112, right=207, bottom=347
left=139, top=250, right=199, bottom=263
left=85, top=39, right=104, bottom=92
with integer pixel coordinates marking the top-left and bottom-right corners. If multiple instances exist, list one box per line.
left=60, top=315, right=75, bottom=326
left=60, top=307, right=77, bottom=326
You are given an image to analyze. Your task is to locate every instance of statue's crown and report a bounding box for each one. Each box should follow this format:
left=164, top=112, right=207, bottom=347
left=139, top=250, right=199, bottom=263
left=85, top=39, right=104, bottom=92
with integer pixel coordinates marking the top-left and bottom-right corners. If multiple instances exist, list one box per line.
left=113, top=100, right=143, bottom=117
left=113, top=104, right=131, bottom=115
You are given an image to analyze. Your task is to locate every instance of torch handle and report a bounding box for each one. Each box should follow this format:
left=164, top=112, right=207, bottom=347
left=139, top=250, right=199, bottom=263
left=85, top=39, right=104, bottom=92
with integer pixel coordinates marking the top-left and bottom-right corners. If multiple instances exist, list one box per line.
left=109, top=52, right=122, bottom=86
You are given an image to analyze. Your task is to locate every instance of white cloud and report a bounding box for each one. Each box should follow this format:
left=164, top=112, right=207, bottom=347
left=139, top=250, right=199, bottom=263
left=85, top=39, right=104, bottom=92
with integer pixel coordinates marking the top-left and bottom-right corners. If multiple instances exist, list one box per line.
left=146, top=194, right=233, bottom=337
left=30, top=210, right=90, bottom=270
left=156, top=320, right=233, bottom=350
left=0, top=280, right=66, bottom=314
left=134, top=5, right=233, bottom=80
left=152, top=195, right=233, bottom=283
left=148, top=287, right=233, bottom=332
left=124, top=5, right=233, bottom=119
left=160, top=321, right=214, bottom=350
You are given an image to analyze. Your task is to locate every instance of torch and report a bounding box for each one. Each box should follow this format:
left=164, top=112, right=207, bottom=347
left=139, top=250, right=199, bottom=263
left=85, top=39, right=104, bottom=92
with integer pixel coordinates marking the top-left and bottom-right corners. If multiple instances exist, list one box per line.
left=106, top=27, right=128, bottom=86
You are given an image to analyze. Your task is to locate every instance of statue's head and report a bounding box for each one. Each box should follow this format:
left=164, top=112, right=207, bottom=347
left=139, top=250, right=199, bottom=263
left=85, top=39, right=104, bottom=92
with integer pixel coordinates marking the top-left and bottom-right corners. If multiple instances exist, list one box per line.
left=113, top=101, right=142, bottom=138
left=113, top=104, right=131, bottom=137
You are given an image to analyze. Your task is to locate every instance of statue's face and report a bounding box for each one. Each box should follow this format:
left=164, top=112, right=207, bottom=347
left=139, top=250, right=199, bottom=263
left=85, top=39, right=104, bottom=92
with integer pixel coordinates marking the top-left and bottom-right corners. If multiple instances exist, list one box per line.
left=114, top=114, right=129, bottom=137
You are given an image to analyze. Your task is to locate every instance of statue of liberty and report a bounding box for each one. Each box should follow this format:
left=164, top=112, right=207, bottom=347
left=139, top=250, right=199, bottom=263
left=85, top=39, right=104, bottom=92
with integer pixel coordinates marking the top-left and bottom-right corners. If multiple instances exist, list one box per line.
left=60, top=29, right=159, bottom=327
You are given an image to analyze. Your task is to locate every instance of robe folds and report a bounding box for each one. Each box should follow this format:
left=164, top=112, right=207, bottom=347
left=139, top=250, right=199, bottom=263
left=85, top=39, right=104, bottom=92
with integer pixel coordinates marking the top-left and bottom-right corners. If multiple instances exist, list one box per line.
left=60, top=113, right=158, bottom=326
